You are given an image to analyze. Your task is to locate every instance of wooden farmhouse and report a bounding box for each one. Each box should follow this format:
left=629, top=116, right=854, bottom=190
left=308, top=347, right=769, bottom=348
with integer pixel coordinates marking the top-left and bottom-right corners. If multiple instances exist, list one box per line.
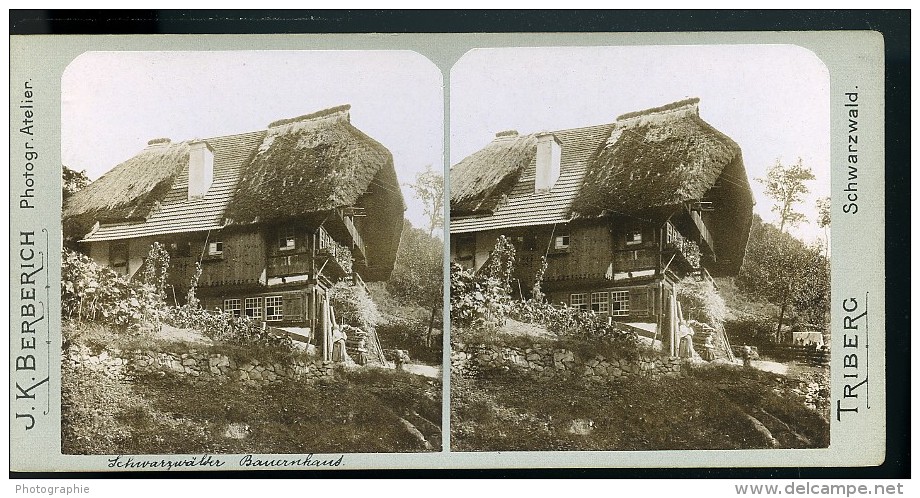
left=450, top=99, right=754, bottom=355
left=64, top=105, right=405, bottom=357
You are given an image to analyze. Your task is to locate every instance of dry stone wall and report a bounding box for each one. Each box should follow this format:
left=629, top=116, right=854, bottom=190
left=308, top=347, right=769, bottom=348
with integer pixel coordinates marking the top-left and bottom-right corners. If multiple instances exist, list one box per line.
left=64, top=345, right=333, bottom=386
left=451, top=343, right=685, bottom=382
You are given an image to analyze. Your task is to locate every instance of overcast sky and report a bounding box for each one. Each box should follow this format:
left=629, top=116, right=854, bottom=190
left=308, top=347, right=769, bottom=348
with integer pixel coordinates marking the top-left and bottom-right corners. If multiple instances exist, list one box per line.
left=451, top=45, right=830, bottom=243
left=62, top=50, right=443, bottom=232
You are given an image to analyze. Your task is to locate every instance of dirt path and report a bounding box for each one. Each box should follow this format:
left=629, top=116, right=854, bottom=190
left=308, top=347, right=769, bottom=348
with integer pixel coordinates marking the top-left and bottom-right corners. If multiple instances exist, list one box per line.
left=402, top=363, right=441, bottom=379
left=750, top=359, right=788, bottom=375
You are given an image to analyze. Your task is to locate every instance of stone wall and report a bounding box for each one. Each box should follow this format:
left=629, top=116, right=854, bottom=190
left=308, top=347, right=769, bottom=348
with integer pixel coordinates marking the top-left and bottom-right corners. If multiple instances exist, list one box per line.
left=63, top=345, right=334, bottom=386
left=451, top=343, right=685, bottom=382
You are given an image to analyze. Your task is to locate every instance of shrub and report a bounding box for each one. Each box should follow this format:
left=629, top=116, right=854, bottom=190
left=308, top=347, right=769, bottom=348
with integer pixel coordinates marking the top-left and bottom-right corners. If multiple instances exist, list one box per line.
left=375, top=314, right=441, bottom=364
left=164, top=299, right=294, bottom=352
left=61, top=248, right=157, bottom=328
left=329, top=281, right=382, bottom=329
left=676, top=276, right=727, bottom=330
left=508, top=299, right=639, bottom=349
left=724, top=316, right=777, bottom=347
left=449, top=263, right=511, bottom=333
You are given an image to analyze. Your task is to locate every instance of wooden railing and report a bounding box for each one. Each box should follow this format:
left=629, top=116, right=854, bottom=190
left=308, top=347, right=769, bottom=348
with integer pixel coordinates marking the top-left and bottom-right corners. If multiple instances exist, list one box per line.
left=611, top=248, right=658, bottom=273
left=756, top=344, right=830, bottom=366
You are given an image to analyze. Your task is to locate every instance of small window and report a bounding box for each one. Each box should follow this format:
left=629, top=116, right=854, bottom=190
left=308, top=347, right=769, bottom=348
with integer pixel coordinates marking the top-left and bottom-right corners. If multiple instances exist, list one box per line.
left=591, top=292, right=609, bottom=314
left=279, top=228, right=296, bottom=251
left=318, top=227, right=333, bottom=250
left=110, top=242, right=128, bottom=274
left=245, top=297, right=263, bottom=319
left=167, top=241, right=192, bottom=258
left=223, top=299, right=241, bottom=317
left=265, top=296, right=284, bottom=322
left=570, top=293, right=588, bottom=310
left=611, top=291, right=630, bottom=317
left=554, top=234, right=570, bottom=250
left=208, top=241, right=223, bottom=256
left=455, top=235, right=475, bottom=263
left=626, top=230, right=643, bottom=245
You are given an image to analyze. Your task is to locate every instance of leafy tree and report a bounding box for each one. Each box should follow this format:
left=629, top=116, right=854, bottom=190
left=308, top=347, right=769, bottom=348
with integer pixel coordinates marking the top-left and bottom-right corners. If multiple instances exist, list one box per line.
left=755, top=158, right=817, bottom=340
left=63, top=165, right=90, bottom=202
left=409, top=165, right=444, bottom=237
left=735, top=215, right=830, bottom=339
left=757, top=158, right=815, bottom=233
left=816, top=196, right=831, bottom=255
left=816, top=196, right=831, bottom=229
left=387, top=219, right=443, bottom=346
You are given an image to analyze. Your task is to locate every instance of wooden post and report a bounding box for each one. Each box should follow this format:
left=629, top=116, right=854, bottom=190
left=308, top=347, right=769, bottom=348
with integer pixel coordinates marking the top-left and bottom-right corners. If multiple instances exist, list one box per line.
left=322, top=297, right=330, bottom=361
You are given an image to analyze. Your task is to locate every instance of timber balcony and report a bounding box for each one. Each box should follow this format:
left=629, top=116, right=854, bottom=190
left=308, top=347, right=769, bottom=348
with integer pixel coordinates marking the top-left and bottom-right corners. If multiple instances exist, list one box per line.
left=611, top=248, right=659, bottom=273
left=324, top=208, right=366, bottom=262
left=662, top=227, right=702, bottom=270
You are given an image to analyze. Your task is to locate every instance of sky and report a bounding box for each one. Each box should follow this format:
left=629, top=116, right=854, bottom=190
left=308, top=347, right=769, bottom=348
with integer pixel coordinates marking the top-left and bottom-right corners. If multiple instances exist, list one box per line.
left=61, top=50, right=443, bottom=233
left=450, top=45, right=831, bottom=244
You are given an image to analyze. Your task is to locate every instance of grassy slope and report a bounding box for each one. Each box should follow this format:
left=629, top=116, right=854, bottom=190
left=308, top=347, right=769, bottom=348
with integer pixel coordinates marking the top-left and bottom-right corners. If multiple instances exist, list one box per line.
left=451, top=364, right=829, bottom=452
left=62, top=322, right=441, bottom=455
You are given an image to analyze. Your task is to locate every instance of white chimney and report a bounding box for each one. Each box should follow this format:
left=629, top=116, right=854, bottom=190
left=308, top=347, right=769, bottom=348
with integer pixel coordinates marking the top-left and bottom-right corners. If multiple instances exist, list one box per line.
left=188, top=141, right=214, bottom=200
left=535, top=133, right=562, bottom=193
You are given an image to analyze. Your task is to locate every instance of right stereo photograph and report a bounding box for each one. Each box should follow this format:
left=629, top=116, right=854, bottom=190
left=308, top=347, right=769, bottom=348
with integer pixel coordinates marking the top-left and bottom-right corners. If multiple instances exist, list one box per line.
left=449, top=45, right=831, bottom=452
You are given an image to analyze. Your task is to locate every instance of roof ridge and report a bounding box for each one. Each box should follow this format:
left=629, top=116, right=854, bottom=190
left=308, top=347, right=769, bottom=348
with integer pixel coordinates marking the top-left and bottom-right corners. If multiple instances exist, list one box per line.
left=492, top=122, right=615, bottom=142
left=267, top=104, right=351, bottom=128
left=615, top=97, right=700, bottom=122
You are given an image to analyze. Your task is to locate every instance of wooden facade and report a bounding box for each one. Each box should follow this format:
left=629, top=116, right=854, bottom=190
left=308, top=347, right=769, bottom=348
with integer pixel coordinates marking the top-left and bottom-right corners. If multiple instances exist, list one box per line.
left=85, top=213, right=369, bottom=360
left=450, top=209, right=717, bottom=355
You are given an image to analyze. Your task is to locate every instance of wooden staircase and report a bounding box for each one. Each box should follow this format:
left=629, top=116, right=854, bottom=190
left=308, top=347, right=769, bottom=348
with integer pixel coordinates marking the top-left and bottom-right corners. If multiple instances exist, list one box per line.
left=342, top=325, right=388, bottom=366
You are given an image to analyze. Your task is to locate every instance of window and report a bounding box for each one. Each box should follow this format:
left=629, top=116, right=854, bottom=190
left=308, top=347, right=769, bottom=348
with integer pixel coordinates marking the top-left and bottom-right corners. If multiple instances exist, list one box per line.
left=626, top=230, right=643, bottom=245
left=318, top=227, right=334, bottom=251
left=630, top=289, right=649, bottom=315
left=279, top=228, right=296, bottom=251
left=591, top=292, right=609, bottom=314
left=167, top=241, right=192, bottom=258
left=265, top=296, right=283, bottom=321
left=554, top=234, right=570, bottom=250
left=110, top=242, right=128, bottom=274
left=223, top=299, right=241, bottom=317
left=245, top=297, right=263, bottom=319
left=611, top=291, right=630, bottom=316
left=208, top=241, right=223, bottom=256
left=570, top=293, right=588, bottom=310
left=455, top=235, right=475, bottom=265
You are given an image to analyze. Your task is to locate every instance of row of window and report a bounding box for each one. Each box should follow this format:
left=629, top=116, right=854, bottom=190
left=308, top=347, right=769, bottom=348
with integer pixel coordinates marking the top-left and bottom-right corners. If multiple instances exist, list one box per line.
left=173, top=226, right=332, bottom=260
left=224, top=296, right=284, bottom=322
left=571, top=291, right=630, bottom=316
left=458, top=229, right=646, bottom=259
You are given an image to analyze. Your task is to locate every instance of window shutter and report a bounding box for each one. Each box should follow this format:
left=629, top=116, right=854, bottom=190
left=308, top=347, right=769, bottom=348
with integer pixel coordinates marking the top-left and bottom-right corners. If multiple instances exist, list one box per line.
left=283, top=294, right=304, bottom=321
left=630, top=288, right=650, bottom=315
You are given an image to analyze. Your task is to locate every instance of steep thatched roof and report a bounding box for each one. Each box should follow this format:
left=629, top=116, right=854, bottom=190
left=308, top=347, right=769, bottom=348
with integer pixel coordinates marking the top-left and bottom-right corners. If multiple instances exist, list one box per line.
left=450, top=131, right=539, bottom=215
left=225, top=105, right=395, bottom=224
left=450, top=98, right=754, bottom=276
left=63, top=141, right=191, bottom=238
left=63, top=105, right=406, bottom=281
left=571, top=98, right=754, bottom=275
left=571, top=98, right=748, bottom=216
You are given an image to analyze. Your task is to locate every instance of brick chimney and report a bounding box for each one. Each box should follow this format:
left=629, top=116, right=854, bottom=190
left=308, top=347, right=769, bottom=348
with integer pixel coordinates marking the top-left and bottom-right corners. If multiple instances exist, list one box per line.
left=188, top=141, right=214, bottom=200
left=534, top=133, right=562, bottom=193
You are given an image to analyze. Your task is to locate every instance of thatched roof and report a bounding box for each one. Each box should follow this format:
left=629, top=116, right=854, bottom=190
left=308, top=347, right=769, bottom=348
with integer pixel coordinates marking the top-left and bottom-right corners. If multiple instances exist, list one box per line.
left=450, top=98, right=754, bottom=276
left=225, top=105, right=396, bottom=224
left=571, top=98, right=749, bottom=216
left=571, top=98, right=753, bottom=275
left=450, top=131, right=539, bottom=215
left=63, top=141, right=191, bottom=238
left=64, top=105, right=406, bottom=280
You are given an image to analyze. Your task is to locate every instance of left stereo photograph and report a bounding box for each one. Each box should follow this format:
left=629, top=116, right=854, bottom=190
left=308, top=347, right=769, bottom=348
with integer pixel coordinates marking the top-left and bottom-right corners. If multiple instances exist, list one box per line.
left=58, top=50, right=445, bottom=457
